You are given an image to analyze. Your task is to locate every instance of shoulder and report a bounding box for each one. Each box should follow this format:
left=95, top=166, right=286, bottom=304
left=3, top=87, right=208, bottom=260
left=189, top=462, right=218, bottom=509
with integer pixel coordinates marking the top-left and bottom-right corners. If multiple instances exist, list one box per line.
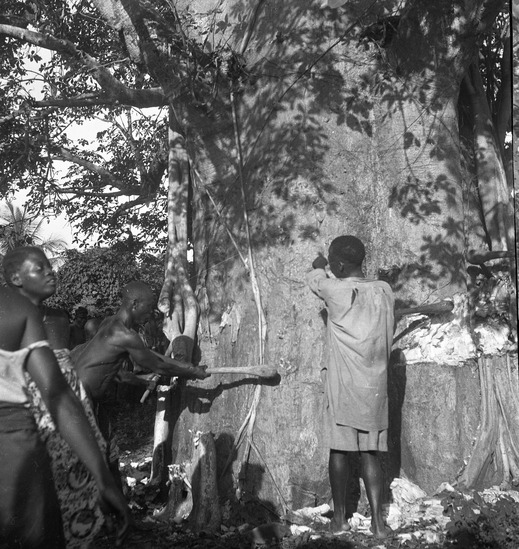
left=360, top=279, right=395, bottom=305
left=0, top=289, right=47, bottom=348
left=364, top=279, right=393, bottom=291
left=375, top=280, right=394, bottom=299
left=1, top=288, right=40, bottom=321
left=0, top=287, right=31, bottom=309
left=101, top=318, right=143, bottom=348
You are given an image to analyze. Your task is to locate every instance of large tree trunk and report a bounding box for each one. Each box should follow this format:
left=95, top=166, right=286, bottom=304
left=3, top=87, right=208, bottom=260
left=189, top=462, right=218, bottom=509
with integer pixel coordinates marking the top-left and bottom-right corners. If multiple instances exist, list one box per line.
left=164, top=0, right=512, bottom=512
left=87, top=0, right=514, bottom=512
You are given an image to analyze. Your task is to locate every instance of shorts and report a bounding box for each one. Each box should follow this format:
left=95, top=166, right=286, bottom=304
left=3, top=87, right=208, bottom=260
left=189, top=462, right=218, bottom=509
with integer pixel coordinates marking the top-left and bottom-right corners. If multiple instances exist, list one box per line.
left=324, top=404, right=388, bottom=452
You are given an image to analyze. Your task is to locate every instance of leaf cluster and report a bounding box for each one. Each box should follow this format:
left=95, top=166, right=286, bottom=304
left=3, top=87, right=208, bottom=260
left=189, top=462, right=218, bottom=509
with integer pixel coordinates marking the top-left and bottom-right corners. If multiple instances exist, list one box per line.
left=442, top=491, right=519, bottom=548
left=46, top=246, right=164, bottom=317
left=0, top=0, right=242, bottom=247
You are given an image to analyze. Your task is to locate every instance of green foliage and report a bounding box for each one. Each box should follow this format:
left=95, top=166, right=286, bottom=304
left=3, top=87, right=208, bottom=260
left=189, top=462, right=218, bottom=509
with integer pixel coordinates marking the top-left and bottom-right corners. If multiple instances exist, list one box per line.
left=0, top=0, right=239, bottom=249
left=47, top=247, right=164, bottom=317
left=442, top=491, right=519, bottom=548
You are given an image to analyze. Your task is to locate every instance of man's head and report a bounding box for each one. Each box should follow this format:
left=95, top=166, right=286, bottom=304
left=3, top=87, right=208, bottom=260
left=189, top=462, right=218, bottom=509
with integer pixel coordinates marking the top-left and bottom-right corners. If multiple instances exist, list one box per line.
left=328, top=235, right=365, bottom=278
left=2, top=246, right=56, bottom=303
left=74, top=307, right=88, bottom=327
left=121, top=281, right=156, bottom=325
left=84, top=317, right=102, bottom=340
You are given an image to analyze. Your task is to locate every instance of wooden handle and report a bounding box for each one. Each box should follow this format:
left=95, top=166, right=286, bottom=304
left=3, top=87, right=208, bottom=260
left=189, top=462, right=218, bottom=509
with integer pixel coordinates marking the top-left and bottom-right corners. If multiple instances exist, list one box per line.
left=205, top=366, right=278, bottom=378
left=395, top=300, right=454, bottom=318
left=140, top=389, right=152, bottom=404
left=140, top=374, right=161, bottom=404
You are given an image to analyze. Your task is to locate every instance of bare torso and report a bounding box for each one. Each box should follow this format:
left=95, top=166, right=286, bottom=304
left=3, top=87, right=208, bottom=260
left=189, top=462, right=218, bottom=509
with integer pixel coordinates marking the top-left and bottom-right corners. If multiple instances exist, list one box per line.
left=71, top=316, right=136, bottom=401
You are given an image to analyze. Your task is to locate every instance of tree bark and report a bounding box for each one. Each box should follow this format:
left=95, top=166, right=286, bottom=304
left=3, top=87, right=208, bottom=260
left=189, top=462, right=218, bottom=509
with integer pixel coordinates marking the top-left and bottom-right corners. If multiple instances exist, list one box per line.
left=464, top=63, right=513, bottom=251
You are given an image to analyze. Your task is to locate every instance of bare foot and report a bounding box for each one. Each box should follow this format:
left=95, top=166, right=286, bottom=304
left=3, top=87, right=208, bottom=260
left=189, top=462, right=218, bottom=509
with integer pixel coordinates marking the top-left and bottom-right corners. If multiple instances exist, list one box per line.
left=330, top=517, right=351, bottom=534
left=370, top=516, right=388, bottom=539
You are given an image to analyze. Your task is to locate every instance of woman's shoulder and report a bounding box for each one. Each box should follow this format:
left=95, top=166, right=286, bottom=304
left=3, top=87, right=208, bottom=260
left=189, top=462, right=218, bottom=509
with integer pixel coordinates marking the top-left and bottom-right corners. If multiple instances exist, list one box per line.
left=0, top=286, right=36, bottom=312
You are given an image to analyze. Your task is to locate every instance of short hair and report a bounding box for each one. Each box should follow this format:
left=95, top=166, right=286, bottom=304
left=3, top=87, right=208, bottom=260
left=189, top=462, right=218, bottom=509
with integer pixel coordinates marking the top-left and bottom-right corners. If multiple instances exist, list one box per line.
left=2, top=246, right=46, bottom=286
left=121, top=280, right=154, bottom=303
left=328, top=236, right=365, bottom=266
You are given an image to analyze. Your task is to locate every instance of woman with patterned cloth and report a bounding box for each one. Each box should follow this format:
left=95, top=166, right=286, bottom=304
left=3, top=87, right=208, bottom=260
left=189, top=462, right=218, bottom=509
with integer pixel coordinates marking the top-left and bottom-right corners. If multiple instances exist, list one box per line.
left=0, top=285, right=129, bottom=548
left=2, top=246, right=122, bottom=548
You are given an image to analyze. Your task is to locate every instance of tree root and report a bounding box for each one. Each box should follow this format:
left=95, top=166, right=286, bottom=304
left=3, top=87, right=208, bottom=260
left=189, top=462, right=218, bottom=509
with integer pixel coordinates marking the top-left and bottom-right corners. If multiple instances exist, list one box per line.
left=459, top=355, right=519, bottom=489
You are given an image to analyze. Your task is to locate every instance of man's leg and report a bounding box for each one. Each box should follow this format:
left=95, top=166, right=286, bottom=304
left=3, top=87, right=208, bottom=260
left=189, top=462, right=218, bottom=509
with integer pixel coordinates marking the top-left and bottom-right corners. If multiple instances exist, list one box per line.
left=96, top=399, right=123, bottom=492
left=360, top=451, right=386, bottom=539
left=329, top=449, right=351, bottom=532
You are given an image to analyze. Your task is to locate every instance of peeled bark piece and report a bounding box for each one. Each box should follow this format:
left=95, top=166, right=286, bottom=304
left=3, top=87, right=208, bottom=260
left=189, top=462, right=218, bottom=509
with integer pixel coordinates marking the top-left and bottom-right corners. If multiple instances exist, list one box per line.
left=395, top=300, right=454, bottom=318
left=150, top=385, right=174, bottom=488
left=188, top=432, right=222, bottom=533
left=167, top=464, right=193, bottom=524
left=467, top=249, right=514, bottom=265
left=206, top=366, right=278, bottom=378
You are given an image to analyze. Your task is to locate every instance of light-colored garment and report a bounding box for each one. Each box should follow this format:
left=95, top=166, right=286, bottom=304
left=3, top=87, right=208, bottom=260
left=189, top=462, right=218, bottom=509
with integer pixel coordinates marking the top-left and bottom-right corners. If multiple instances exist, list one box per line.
left=323, top=398, right=388, bottom=451
left=26, top=349, right=106, bottom=549
left=0, top=340, right=50, bottom=404
left=307, top=270, right=394, bottom=431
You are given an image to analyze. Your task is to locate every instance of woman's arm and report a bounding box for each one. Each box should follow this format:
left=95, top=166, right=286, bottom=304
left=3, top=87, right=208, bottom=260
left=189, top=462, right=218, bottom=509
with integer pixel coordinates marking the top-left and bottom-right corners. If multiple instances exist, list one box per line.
left=24, top=310, right=129, bottom=544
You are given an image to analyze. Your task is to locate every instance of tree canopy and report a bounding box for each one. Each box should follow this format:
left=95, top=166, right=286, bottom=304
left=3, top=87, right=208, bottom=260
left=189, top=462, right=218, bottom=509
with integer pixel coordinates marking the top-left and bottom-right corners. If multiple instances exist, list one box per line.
left=0, top=0, right=241, bottom=250
left=0, top=0, right=511, bottom=253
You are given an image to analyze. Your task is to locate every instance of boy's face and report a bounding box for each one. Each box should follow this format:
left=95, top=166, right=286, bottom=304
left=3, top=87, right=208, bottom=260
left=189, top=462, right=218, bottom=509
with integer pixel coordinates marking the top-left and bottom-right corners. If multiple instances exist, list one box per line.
left=11, top=251, right=56, bottom=302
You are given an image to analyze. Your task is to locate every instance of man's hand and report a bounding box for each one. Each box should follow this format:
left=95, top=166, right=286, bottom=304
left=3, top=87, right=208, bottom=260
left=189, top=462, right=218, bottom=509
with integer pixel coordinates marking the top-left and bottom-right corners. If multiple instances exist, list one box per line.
left=190, top=364, right=211, bottom=380
left=312, top=253, right=328, bottom=270
left=98, top=483, right=130, bottom=547
left=146, top=374, right=160, bottom=392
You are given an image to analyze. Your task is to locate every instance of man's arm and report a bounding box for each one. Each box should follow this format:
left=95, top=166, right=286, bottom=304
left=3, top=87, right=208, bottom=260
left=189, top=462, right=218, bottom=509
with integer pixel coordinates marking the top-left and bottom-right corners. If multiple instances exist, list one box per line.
left=306, top=253, right=329, bottom=297
left=120, top=330, right=209, bottom=380
left=115, top=370, right=157, bottom=388
left=306, top=268, right=328, bottom=297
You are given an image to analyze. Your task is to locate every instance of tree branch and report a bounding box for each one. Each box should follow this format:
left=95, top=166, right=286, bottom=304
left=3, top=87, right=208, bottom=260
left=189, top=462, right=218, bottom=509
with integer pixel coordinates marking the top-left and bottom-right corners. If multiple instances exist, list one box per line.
left=53, top=188, right=129, bottom=197
left=112, top=196, right=151, bottom=217
left=32, top=92, right=166, bottom=109
left=110, top=113, right=148, bottom=184
left=0, top=23, right=167, bottom=108
left=52, top=147, right=140, bottom=193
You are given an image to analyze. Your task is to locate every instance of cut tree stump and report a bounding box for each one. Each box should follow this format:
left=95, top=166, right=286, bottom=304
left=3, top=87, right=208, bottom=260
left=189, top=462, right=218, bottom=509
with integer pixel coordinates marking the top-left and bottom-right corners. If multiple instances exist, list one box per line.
left=188, top=431, right=222, bottom=533
left=163, top=431, right=222, bottom=533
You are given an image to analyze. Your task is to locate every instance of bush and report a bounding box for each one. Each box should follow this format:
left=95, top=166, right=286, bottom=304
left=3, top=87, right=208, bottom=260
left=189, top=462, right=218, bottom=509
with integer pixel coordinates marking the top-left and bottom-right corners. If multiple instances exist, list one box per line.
left=47, top=247, right=164, bottom=317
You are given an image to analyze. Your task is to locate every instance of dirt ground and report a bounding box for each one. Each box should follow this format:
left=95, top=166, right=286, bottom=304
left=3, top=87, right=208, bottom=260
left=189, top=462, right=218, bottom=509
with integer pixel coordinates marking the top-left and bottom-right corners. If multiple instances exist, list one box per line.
left=91, top=391, right=519, bottom=549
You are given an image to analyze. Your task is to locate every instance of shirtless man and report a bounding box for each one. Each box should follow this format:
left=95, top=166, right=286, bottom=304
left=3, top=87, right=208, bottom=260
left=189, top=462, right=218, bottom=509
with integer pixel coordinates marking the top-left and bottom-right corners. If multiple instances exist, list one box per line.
left=71, top=281, right=209, bottom=485
left=71, top=281, right=208, bottom=401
